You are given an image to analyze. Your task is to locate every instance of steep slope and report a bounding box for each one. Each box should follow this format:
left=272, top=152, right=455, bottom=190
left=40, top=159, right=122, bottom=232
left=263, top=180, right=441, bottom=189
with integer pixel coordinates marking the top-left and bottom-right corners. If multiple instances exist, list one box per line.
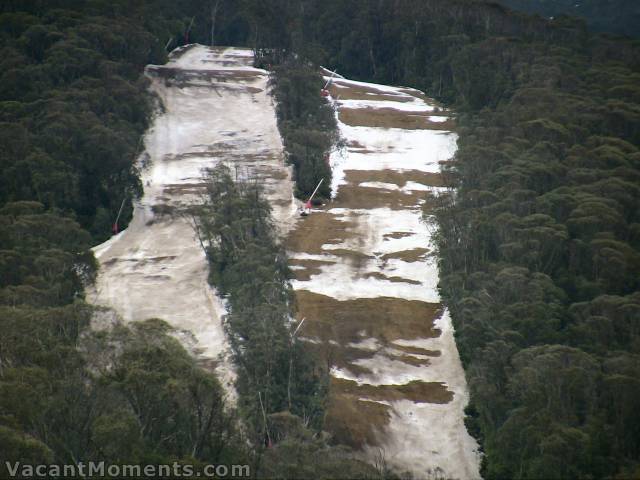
left=286, top=77, right=481, bottom=478
left=88, top=45, right=295, bottom=398
left=87, top=44, right=480, bottom=478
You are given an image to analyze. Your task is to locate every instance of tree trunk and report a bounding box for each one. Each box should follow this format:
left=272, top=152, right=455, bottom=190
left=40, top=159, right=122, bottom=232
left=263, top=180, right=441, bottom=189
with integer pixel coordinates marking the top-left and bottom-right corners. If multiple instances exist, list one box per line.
left=210, top=0, right=220, bottom=46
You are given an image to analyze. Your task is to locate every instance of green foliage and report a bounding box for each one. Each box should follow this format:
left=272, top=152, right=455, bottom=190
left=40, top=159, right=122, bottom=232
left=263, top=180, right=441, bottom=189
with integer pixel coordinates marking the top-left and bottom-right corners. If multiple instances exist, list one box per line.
left=0, top=0, right=249, bottom=241
left=2, top=0, right=639, bottom=476
left=0, top=3, right=256, bottom=471
left=497, top=0, right=640, bottom=38
left=0, top=304, right=246, bottom=470
left=193, top=164, right=327, bottom=441
left=257, top=416, right=383, bottom=479
left=270, top=59, right=337, bottom=200
left=235, top=0, right=640, bottom=476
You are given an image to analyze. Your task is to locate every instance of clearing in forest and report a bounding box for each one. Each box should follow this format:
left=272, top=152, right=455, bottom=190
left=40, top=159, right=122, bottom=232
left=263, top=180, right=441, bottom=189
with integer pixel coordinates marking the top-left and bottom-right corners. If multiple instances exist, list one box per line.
left=286, top=73, right=481, bottom=479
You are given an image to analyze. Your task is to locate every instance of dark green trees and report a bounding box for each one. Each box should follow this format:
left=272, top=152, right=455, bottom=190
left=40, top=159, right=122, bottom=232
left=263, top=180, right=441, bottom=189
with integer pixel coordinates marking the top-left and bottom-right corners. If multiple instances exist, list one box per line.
left=270, top=60, right=337, bottom=201
left=193, top=164, right=326, bottom=438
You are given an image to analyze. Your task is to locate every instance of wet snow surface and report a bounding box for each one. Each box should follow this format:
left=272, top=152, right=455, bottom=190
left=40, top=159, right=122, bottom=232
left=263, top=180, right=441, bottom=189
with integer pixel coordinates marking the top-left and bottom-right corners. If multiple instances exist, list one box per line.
left=88, top=45, right=296, bottom=402
left=88, top=44, right=479, bottom=478
left=286, top=76, right=481, bottom=478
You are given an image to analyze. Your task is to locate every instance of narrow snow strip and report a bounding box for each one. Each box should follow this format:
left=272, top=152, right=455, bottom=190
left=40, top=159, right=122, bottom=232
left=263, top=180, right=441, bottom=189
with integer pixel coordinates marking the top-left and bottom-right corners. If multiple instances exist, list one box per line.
left=338, top=99, right=435, bottom=112
left=292, top=72, right=481, bottom=479
left=327, top=76, right=418, bottom=95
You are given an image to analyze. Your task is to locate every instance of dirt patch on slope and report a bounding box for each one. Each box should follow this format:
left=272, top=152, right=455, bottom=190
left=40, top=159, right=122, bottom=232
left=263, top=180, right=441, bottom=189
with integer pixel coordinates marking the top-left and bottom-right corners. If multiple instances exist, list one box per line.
left=329, top=81, right=414, bottom=102
left=339, top=107, right=454, bottom=131
left=325, top=377, right=454, bottom=448
left=293, top=291, right=441, bottom=346
left=334, top=184, right=423, bottom=210
left=344, top=169, right=447, bottom=188
left=362, top=272, right=422, bottom=285
left=336, top=378, right=454, bottom=404
left=286, top=209, right=357, bottom=255
left=325, top=390, right=391, bottom=448
left=288, top=258, right=335, bottom=281
left=381, top=248, right=431, bottom=263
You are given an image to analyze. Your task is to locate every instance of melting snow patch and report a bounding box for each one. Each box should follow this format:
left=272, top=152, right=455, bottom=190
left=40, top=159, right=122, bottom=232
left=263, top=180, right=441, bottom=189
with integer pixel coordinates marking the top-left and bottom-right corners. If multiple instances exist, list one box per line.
left=338, top=99, right=434, bottom=112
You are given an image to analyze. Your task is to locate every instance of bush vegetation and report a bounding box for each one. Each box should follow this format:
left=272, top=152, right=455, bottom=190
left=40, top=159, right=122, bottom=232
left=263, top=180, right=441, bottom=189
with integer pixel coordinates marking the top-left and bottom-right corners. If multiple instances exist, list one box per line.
left=0, top=0, right=248, bottom=473
left=192, top=164, right=383, bottom=478
left=192, top=165, right=327, bottom=433
left=249, top=1, right=639, bottom=477
left=269, top=59, right=338, bottom=201
left=2, top=0, right=639, bottom=477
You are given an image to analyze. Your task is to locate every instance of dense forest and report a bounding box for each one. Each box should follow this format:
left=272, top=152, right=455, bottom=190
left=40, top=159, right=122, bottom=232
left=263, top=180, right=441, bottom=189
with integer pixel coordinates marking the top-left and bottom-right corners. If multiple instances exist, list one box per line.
left=0, top=1, right=251, bottom=475
left=269, top=59, right=337, bottom=201
left=249, top=1, right=639, bottom=478
left=0, top=1, right=378, bottom=476
left=192, top=165, right=382, bottom=478
left=1, top=0, right=639, bottom=478
left=496, top=0, right=640, bottom=38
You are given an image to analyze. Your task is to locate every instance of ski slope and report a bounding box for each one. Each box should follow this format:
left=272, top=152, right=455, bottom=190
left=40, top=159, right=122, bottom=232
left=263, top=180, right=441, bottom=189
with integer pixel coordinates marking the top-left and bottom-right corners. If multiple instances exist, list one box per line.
left=88, top=44, right=480, bottom=479
left=87, top=45, right=295, bottom=401
left=286, top=76, right=481, bottom=479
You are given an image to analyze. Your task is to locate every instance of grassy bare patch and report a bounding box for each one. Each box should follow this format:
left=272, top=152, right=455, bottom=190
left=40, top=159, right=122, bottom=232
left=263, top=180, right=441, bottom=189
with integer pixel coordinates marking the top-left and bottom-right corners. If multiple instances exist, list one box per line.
left=380, top=248, right=431, bottom=263
left=343, top=169, right=447, bottom=188
left=286, top=210, right=358, bottom=255
left=363, top=272, right=422, bottom=285
left=288, top=258, right=335, bottom=281
left=293, top=290, right=442, bottom=346
left=325, top=377, right=454, bottom=447
left=334, top=183, right=424, bottom=210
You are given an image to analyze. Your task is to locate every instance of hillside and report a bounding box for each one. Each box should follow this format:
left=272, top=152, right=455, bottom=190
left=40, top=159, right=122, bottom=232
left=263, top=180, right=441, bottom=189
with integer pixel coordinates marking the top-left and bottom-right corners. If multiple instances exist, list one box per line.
left=1, top=0, right=639, bottom=479
left=496, top=0, right=640, bottom=37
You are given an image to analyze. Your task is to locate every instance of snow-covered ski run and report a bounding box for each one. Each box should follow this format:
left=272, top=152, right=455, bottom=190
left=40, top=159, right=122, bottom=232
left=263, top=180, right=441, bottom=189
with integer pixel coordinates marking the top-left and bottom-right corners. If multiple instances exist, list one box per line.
left=286, top=72, right=481, bottom=479
left=88, top=44, right=480, bottom=479
left=88, top=45, right=297, bottom=403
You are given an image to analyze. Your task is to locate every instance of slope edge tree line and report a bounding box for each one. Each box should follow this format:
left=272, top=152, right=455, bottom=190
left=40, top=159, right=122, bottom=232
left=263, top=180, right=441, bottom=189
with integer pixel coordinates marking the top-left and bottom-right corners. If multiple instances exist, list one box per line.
left=247, top=1, right=639, bottom=478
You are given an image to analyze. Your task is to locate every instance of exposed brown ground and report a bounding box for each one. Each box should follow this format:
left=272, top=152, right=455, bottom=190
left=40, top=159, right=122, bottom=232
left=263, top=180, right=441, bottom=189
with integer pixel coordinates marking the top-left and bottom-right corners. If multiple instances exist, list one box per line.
left=329, top=81, right=414, bottom=102
left=339, top=107, right=455, bottom=131
left=381, top=248, right=431, bottom=263
left=362, top=272, right=422, bottom=285
left=288, top=258, right=335, bottom=281
left=344, top=169, right=447, bottom=188
left=286, top=210, right=358, bottom=255
left=383, top=231, right=415, bottom=240
left=325, top=388, right=391, bottom=447
left=286, top=76, right=456, bottom=449
left=336, top=378, right=454, bottom=404
left=148, top=65, right=263, bottom=82
left=293, top=291, right=441, bottom=348
left=334, top=184, right=424, bottom=210
left=326, top=378, right=453, bottom=447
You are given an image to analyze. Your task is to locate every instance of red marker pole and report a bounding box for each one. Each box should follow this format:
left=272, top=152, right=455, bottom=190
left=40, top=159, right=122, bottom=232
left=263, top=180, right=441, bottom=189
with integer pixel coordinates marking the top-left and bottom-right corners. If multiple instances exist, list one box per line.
left=112, top=197, right=126, bottom=236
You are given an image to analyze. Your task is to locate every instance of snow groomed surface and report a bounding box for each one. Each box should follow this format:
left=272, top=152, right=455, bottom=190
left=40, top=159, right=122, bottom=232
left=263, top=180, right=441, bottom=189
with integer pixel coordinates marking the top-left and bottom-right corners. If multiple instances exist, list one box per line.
left=88, top=45, right=296, bottom=402
left=286, top=76, right=481, bottom=478
left=88, top=44, right=480, bottom=478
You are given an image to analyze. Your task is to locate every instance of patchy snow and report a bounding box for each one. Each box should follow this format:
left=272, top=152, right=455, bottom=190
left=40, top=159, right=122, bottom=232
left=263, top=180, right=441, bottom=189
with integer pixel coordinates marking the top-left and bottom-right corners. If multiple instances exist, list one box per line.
left=330, top=120, right=458, bottom=195
left=359, top=181, right=401, bottom=190
left=88, top=46, right=296, bottom=405
left=338, top=99, right=435, bottom=112
left=327, top=76, right=421, bottom=96
left=291, top=71, right=481, bottom=479
left=364, top=310, right=480, bottom=480
left=358, top=181, right=446, bottom=194
left=320, top=66, right=345, bottom=79
left=168, top=44, right=261, bottom=71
